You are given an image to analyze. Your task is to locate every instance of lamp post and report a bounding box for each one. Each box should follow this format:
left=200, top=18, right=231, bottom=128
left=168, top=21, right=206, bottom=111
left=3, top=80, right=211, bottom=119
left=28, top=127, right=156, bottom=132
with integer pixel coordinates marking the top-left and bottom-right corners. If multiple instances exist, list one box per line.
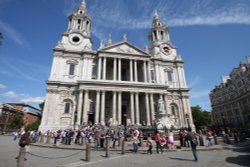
left=185, top=114, right=190, bottom=129
left=0, top=32, right=3, bottom=46
left=74, top=111, right=77, bottom=130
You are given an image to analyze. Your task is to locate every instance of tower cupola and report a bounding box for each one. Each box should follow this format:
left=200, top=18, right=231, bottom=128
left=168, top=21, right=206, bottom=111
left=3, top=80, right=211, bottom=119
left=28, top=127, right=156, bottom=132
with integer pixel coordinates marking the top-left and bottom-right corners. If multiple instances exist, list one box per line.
left=67, top=0, right=91, bottom=37
left=149, top=10, right=170, bottom=47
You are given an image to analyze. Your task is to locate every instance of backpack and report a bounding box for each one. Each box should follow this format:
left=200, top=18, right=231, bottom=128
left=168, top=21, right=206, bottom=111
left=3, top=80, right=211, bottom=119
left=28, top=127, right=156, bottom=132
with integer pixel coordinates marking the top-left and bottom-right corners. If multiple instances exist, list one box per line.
left=19, top=139, right=27, bottom=147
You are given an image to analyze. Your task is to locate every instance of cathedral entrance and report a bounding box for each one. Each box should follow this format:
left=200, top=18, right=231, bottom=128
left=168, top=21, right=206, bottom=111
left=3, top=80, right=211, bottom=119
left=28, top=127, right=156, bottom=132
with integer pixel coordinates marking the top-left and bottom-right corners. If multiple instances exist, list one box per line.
left=88, top=113, right=94, bottom=125
left=122, top=105, right=127, bottom=126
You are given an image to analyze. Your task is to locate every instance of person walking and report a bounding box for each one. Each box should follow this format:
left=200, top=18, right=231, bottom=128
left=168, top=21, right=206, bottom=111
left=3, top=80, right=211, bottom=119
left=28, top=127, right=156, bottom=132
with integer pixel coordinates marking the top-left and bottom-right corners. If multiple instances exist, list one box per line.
left=132, top=128, right=139, bottom=153
left=17, top=129, right=31, bottom=163
left=206, top=130, right=213, bottom=147
left=147, top=135, right=153, bottom=154
left=186, top=128, right=198, bottom=161
left=167, top=130, right=175, bottom=149
left=154, top=131, right=161, bottom=154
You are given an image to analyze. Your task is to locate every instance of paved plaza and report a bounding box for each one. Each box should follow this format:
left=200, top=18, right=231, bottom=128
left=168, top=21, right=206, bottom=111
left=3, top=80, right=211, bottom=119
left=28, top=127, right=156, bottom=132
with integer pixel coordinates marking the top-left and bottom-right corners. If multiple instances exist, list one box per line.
left=0, top=135, right=249, bottom=167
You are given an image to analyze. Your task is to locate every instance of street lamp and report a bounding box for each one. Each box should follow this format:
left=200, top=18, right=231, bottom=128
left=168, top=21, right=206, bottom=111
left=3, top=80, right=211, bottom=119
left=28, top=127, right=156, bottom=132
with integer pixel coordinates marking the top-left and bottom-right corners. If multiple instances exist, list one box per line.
left=0, top=32, right=3, bottom=46
left=185, top=114, right=190, bottom=128
left=74, top=111, right=77, bottom=130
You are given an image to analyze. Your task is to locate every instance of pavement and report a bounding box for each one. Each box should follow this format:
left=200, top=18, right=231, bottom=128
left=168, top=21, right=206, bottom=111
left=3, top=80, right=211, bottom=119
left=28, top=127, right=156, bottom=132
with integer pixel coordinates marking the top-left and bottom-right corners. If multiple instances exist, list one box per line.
left=1, top=135, right=250, bottom=167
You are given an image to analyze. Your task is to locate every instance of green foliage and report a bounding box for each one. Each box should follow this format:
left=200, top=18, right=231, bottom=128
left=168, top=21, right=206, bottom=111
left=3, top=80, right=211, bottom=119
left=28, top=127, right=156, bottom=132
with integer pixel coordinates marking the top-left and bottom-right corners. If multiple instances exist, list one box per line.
left=191, top=105, right=211, bottom=129
left=39, top=101, right=44, bottom=111
left=26, top=120, right=41, bottom=131
left=8, top=112, right=23, bottom=129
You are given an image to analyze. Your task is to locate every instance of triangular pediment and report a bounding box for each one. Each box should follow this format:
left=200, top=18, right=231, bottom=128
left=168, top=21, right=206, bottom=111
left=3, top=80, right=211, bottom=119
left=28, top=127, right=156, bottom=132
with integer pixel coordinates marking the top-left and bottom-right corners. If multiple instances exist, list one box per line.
left=98, top=42, right=150, bottom=57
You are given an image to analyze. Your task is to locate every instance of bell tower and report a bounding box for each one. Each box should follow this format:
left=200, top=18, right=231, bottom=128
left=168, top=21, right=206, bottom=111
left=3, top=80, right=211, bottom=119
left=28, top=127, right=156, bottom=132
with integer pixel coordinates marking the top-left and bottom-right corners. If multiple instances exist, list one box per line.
left=149, top=10, right=170, bottom=47
left=148, top=11, right=175, bottom=58
left=55, top=0, right=92, bottom=51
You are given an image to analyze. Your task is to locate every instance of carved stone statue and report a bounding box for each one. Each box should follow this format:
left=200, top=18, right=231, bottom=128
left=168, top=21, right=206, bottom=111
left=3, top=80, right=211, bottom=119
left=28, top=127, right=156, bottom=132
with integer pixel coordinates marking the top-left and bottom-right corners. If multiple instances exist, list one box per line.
left=158, top=98, right=165, bottom=114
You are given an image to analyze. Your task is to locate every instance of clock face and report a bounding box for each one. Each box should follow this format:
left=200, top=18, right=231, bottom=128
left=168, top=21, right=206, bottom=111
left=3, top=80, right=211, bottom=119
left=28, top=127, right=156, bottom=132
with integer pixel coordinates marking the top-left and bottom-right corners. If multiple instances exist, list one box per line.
left=160, top=44, right=171, bottom=55
left=69, top=33, right=83, bottom=45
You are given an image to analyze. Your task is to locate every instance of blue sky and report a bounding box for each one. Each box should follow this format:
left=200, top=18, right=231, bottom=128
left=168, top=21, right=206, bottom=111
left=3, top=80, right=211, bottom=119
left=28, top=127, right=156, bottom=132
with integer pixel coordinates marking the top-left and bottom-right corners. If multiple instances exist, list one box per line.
left=0, top=0, right=250, bottom=111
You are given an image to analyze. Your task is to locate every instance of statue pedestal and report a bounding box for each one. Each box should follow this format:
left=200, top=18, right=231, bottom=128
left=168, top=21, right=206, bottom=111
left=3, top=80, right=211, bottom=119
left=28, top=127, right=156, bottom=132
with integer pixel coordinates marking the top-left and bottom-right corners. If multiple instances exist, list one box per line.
left=157, top=114, right=176, bottom=129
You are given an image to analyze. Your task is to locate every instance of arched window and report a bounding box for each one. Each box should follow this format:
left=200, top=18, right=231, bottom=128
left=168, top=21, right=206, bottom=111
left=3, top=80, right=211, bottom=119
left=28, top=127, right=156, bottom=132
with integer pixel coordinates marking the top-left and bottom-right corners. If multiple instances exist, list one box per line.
left=64, top=102, right=70, bottom=114
left=171, top=105, right=176, bottom=116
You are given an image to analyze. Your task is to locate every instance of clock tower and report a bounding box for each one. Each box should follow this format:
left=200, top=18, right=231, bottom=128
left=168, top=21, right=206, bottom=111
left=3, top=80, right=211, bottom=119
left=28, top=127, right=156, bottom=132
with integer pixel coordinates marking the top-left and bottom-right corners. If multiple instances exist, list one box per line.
left=55, top=0, right=92, bottom=51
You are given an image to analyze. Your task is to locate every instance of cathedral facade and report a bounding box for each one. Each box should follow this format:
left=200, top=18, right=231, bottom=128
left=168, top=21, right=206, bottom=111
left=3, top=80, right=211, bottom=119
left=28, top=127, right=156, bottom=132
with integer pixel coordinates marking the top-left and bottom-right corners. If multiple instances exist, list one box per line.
left=39, top=0, right=195, bottom=132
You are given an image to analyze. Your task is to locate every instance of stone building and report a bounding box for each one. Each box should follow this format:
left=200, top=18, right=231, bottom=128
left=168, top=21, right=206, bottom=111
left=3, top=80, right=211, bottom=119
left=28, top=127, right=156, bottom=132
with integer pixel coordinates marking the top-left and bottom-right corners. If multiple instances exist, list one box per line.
left=210, top=56, right=250, bottom=129
left=39, top=0, right=195, bottom=132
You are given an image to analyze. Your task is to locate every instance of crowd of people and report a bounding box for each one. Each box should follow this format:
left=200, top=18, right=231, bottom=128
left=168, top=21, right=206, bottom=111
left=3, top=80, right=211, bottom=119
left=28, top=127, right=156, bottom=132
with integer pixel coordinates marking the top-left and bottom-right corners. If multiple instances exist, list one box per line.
left=13, top=125, right=249, bottom=163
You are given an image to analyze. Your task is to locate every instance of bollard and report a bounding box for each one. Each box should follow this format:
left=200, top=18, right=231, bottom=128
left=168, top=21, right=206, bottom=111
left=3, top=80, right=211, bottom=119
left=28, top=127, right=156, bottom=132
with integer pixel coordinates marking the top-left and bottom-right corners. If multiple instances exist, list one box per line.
left=105, top=138, right=109, bottom=157
left=118, top=137, right=121, bottom=147
left=139, top=137, right=144, bottom=147
left=214, top=135, right=218, bottom=145
left=85, top=143, right=91, bottom=161
left=17, top=147, right=26, bottom=167
left=198, top=135, right=204, bottom=146
left=121, top=139, right=125, bottom=155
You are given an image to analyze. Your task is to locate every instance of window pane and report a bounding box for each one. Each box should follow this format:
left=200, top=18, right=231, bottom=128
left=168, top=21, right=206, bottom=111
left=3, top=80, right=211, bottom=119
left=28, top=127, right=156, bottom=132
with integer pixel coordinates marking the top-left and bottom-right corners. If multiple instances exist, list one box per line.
left=69, top=64, right=75, bottom=75
left=64, top=103, right=70, bottom=114
left=168, top=71, right=172, bottom=81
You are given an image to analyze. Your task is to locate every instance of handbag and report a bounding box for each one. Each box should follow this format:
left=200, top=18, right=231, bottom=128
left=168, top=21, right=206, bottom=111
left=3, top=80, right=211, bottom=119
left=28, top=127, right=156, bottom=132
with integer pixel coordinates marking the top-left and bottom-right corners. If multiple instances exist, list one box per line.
left=192, top=139, right=198, bottom=145
left=19, top=140, right=27, bottom=147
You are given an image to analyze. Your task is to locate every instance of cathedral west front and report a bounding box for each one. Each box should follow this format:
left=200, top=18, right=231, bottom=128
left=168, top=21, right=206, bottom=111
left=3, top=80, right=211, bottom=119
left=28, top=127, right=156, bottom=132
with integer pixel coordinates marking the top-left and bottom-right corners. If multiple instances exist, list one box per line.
left=39, top=0, right=195, bottom=132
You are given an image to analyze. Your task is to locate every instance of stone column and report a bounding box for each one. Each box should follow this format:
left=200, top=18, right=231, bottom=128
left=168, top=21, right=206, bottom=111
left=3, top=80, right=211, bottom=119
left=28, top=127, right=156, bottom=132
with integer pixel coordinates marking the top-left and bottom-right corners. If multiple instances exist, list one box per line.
left=145, top=93, right=150, bottom=125
left=97, top=57, right=102, bottom=79
left=77, top=90, right=83, bottom=125
left=135, top=92, right=140, bottom=124
left=164, top=94, right=169, bottom=115
left=147, top=61, right=151, bottom=83
left=143, top=60, right=147, bottom=83
left=130, top=92, right=135, bottom=124
left=83, top=90, right=89, bottom=123
left=112, top=91, right=117, bottom=124
left=150, top=93, right=155, bottom=124
left=118, top=58, right=121, bottom=81
left=113, top=58, right=117, bottom=80
left=95, top=91, right=100, bottom=123
left=118, top=91, right=122, bottom=124
left=103, top=57, right=107, bottom=80
left=134, top=60, right=138, bottom=82
left=100, top=91, right=106, bottom=123
left=130, top=59, right=133, bottom=82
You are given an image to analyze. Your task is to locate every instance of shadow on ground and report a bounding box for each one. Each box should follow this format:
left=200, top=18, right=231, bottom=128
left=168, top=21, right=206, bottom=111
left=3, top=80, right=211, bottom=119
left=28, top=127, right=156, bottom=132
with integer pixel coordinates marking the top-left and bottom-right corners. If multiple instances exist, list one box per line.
left=224, top=140, right=250, bottom=167
left=169, top=157, right=194, bottom=162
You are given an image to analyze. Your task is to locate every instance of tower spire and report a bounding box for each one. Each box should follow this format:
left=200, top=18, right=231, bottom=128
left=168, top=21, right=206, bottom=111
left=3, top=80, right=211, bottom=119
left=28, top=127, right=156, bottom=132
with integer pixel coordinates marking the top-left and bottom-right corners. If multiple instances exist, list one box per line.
left=81, top=0, right=86, bottom=9
left=154, top=10, right=159, bottom=19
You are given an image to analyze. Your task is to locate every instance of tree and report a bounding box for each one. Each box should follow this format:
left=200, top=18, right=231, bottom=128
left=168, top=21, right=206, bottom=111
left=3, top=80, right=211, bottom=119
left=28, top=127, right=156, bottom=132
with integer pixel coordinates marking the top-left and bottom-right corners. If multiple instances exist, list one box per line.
left=39, top=101, right=44, bottom=111
left=26, top=120, right=41, bottom=131
left=191, top=105, right=211, bottom=130
left=8, top=112, right=24, bottom=129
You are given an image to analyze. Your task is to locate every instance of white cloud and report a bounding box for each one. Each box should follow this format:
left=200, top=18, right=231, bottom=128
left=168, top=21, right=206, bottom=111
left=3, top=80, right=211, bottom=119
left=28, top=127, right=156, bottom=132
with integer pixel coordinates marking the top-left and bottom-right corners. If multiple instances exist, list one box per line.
left=0, top=20, right=31, bottom=49
left=20, top=96, right=44, bottom=104
left=0, top=84, right=6, bottom=89
left=2, top=91, right=18, bottom=98
left=0, top=58, right=44, bottom=83
left=188, top=75, right=200, bottom=88
left=190, top=90, right=210, bottom=99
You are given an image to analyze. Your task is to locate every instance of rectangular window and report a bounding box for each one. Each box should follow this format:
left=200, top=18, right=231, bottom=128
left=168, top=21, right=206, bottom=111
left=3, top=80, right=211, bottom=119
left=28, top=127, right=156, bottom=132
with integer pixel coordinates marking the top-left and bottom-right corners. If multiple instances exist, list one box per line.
left=165, top=71, right=173, bottom=82
left=151, top=70, right=155, bottom=82
left=64, top=103, right=70, bottom=114
left=92, top=65, right=97, bottom=79
left=69, top=64, right=75, bottom=75
left=168, top=71, right=173, bottom=81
